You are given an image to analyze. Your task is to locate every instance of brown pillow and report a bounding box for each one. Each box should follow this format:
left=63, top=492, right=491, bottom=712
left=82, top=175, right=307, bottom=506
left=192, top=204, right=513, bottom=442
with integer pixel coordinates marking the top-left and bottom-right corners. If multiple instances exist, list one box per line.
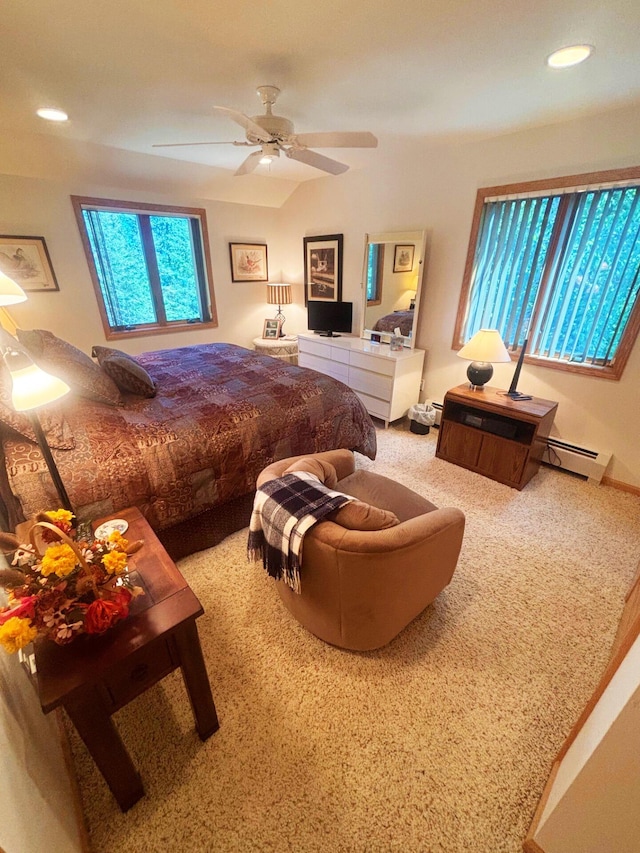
left=283, top=457, right=339, bottom=489
left=16, top=329, right=122, bottom=407
left=92, top=346, right=157, bottom=398
left=283, top=456, right=399, bottom=531
left=327, top=501, right=400, bottom=531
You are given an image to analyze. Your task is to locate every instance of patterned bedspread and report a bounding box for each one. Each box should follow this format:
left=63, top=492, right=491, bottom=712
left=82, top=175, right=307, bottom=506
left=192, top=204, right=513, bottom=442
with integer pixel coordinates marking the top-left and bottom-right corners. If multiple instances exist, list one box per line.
left=373, top=310, right=414, bottom=335
left=2, top=343, right=376, bottom=531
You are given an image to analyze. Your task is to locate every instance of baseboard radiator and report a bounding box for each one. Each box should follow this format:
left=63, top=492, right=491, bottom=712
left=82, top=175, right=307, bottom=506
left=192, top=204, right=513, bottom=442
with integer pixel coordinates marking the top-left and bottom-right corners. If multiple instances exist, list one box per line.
left=427, top=401, right=610, bottom=485
left=542, top=438, right=611, bottom=484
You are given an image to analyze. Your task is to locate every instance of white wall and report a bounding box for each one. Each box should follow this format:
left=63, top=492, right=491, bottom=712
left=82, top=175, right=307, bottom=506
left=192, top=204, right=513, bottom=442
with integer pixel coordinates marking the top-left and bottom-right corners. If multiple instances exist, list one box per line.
left=279, top=103, right=640, bottom=488
left=0, top=173, right=303, bottom=357
left=0, top=651, right=84, bottom=853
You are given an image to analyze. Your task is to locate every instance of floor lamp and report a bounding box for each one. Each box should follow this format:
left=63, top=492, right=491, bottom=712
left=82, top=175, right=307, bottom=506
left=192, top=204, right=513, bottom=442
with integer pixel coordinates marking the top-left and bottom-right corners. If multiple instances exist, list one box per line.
left=2, top=348, right=74, bottom=514
left=0, top=270, right=74, bottom=511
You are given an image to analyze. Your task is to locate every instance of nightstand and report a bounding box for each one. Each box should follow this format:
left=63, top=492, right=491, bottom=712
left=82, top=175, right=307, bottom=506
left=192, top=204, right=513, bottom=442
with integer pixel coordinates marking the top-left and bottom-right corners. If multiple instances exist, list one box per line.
left=253, top=335, right=298, bottom=364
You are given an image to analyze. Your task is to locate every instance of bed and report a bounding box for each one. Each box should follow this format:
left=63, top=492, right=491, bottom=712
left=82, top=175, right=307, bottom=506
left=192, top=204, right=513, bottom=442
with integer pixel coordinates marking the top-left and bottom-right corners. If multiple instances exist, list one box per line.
left=0, top=340, right=376, bottom=559
left=372, top=309, right=414, bottom=336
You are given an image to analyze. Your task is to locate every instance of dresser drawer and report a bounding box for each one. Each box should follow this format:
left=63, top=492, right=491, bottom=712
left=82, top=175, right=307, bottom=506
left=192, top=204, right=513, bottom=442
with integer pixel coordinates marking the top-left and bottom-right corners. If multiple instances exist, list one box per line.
left=349, top=366, right=393, bottom=401
left=349, top=350, right=396, bottom=377
left=298, top=337, right=332, bottom=358
left=299, top=352, right=348, bottom=381
left=103, top=637, right=176, bottom=709
left=355, top=391, right=391, bottom=420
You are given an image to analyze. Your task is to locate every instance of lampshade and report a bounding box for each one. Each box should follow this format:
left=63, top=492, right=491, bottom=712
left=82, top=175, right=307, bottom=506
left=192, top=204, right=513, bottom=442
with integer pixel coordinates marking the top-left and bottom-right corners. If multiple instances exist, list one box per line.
left=457, top=329, right=511, bottom=389
left=0, top=270, right=27, bottom=306
left=3, top=349, right=70, bottom=411
left=457, top=329, right=511, bottom=363
left=266, top=283, right=293, bottom=306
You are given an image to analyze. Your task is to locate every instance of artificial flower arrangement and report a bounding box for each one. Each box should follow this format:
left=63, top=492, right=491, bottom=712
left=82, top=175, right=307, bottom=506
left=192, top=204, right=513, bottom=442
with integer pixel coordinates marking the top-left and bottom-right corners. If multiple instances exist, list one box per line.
left=0, top=510, right=144, bottom=654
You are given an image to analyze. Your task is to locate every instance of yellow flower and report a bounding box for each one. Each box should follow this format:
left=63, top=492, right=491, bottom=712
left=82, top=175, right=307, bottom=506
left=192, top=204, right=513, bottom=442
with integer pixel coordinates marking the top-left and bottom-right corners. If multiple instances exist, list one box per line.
left=108, top=530, right=129, bottom=550
left=40, top=543, right=78, bottom=577
left=0, top=617, right=38, bottom=654
left=102, top=550, right=128, bottom=576
left=47, top=509, right=74, bottom=526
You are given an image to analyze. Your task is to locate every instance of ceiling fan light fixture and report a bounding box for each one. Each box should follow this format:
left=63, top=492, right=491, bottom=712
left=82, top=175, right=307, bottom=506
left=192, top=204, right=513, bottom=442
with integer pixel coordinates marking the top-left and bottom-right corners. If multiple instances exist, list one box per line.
left=259, top=144, right=280, bottom=166
left=36, top=107, right=69, bottom=122
left=546, top=44, right=594, bottom=69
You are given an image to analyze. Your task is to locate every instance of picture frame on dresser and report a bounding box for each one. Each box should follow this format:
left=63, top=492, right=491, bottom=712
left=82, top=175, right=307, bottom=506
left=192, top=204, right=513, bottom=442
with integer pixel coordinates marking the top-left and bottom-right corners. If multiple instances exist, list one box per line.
left=303, top=234, right=343, bottom=305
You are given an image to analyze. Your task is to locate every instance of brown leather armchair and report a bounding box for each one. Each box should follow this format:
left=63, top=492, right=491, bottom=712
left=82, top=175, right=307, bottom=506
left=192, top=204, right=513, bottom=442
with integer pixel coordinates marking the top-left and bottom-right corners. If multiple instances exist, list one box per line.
left=256, top=449, right=465, bottom=651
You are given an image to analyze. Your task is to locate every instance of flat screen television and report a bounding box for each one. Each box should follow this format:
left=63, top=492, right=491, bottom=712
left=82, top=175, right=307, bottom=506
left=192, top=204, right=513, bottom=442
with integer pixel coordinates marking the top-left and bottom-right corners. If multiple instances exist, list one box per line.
left=307, top=300, right=353, bottom=337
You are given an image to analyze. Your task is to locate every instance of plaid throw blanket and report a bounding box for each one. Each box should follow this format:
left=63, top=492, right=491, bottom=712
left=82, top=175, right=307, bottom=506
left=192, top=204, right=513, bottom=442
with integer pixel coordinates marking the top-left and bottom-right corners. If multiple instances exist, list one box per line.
left=247, top=471, right=353, bottom=593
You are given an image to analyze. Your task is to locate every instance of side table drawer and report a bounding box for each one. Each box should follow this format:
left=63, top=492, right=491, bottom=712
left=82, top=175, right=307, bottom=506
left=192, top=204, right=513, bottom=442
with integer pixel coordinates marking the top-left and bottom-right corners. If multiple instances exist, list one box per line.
left=104, top=637, right=176, bottom=709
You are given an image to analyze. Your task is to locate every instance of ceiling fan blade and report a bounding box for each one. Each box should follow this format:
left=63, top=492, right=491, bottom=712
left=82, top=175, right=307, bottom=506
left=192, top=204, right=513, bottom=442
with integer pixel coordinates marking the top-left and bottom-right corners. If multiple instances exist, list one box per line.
left=234, top=150, right=264, bottom=176
left=292, top=131, right=378, bottom=149
left=152, top=141, right=249, bottom=148
left=213, top=106, right=272, bottom=143
left=286, top=147, right=349, bottom=175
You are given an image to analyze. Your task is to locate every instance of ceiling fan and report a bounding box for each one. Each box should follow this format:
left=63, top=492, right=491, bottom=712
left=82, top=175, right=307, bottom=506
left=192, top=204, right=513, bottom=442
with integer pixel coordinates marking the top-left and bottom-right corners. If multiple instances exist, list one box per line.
left=153, top=85, right=378, bottom=176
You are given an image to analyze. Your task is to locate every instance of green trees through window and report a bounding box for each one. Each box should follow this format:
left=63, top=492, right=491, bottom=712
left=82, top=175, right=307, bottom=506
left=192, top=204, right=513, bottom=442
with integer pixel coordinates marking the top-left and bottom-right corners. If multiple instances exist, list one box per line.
left=72, top=197, right=217, bottom=339
left=454, top=168, right=640, bottom=379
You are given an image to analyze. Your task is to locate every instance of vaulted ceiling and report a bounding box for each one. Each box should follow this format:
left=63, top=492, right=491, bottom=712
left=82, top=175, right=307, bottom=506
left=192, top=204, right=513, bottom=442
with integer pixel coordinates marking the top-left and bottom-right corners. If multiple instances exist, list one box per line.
left=2, top=0, right=639, bottom=191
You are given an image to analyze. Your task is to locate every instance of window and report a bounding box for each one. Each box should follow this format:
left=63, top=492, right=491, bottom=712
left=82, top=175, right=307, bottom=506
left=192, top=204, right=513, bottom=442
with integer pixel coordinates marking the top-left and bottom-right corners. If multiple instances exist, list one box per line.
left=454, top=167, right=640, bottom=379
left=72, top=197, right=218, bottom=339
left=366, top=243, right=384, bottom=306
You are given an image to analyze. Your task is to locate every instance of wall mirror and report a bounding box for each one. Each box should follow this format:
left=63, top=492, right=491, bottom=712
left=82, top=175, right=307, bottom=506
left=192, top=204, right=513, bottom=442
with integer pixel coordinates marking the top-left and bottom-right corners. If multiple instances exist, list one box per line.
left=360, top=229, right=426, bottom=348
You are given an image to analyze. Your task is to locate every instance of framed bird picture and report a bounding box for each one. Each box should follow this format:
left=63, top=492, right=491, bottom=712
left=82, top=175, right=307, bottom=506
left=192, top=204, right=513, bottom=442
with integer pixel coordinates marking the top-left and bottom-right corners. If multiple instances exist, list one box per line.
left=0, top=235, right=59, bottom=292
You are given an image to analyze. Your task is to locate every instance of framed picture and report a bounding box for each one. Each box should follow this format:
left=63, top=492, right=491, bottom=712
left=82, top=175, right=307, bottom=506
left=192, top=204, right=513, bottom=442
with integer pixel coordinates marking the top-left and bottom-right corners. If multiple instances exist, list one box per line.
left=263, top=318, right=282, bottom=339
left=393, top=244, right=415, bottom=273
left=0, top=235, right=59, bottom=292
left=303, top=234, right=343, bottom=304
left=229, top=242, right=268, bottom=282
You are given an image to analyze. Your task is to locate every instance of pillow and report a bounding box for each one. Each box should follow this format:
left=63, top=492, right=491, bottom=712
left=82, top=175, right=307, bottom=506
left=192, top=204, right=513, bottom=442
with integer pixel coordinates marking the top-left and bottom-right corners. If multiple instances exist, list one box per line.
left=283, top=457, right=339, bottom=489
left=283, top=456, right=399, bottom=531
left=92, top=346, right=157, bottom=398
left=327, top=500, right=400, bottom=531
left=16, top=329, right=122, bottom=407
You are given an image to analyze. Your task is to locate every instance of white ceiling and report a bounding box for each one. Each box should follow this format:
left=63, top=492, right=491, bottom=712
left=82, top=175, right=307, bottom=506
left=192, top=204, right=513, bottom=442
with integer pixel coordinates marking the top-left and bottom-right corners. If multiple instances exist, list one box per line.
left=2, top=0, right=640, bottom=186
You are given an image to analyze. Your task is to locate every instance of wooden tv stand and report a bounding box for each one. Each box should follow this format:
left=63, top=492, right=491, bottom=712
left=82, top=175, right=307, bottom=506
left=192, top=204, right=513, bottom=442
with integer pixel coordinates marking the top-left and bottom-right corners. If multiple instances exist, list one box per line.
left=436, top=384, right=558, bottom=489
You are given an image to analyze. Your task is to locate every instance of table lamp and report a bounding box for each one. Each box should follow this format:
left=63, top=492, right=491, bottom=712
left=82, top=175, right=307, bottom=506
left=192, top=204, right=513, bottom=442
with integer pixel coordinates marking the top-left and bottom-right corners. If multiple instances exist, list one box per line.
left=267, top=283, right=292, bottom=336
left=457, top=329, right=511, bottom=389
left=2, top=347, right=74, bottom=512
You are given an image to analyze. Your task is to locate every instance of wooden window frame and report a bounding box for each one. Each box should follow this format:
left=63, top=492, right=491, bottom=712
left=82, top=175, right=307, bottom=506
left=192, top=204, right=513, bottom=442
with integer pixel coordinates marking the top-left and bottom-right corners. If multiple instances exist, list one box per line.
left=453, top=166, right=640, bottom=380
left=71, top=196, right=218, bottom=341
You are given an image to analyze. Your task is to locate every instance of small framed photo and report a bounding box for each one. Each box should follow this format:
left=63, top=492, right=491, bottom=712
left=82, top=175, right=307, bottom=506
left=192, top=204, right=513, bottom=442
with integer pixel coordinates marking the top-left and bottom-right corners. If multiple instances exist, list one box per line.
left=303, top=234, right=343, bottom=305
left=263, top=318, right=282, bottom=339
left=0, top=235, right=59, bottom=292
left=393, top=244, right=415, bottom=273
left=229, top=242, right=268, bottom=282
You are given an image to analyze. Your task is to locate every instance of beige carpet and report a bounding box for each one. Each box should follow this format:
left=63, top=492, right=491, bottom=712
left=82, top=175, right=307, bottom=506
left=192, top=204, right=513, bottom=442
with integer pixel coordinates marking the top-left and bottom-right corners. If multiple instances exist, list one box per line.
left=67, top=424, right=640, bottom=853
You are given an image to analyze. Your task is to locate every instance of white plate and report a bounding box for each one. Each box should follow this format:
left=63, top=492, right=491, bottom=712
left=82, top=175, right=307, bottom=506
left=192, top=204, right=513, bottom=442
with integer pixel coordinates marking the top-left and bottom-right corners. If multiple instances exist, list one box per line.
left=94, top=518, right=129, bottom=539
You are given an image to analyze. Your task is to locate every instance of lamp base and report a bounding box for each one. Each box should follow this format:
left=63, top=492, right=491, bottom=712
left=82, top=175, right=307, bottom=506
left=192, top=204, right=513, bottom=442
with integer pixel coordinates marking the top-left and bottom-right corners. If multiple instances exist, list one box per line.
left=466, top=361, right=493, bottom=389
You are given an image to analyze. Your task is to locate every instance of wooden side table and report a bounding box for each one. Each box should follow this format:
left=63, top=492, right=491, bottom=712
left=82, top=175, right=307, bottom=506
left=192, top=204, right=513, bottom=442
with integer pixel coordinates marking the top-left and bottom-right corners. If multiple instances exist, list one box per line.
left=436, top=384, right=558, bottom=489
left=253, top=335, right=298, bottom=364
left=29, top=507, right=219, bottom=811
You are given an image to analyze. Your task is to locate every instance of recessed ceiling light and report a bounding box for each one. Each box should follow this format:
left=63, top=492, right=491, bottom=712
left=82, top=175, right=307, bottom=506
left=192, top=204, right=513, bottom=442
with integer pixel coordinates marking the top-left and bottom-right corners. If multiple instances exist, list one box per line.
left=547, top=45, right=594, bottom=69
left=36, top=107, right=69, bottom=122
